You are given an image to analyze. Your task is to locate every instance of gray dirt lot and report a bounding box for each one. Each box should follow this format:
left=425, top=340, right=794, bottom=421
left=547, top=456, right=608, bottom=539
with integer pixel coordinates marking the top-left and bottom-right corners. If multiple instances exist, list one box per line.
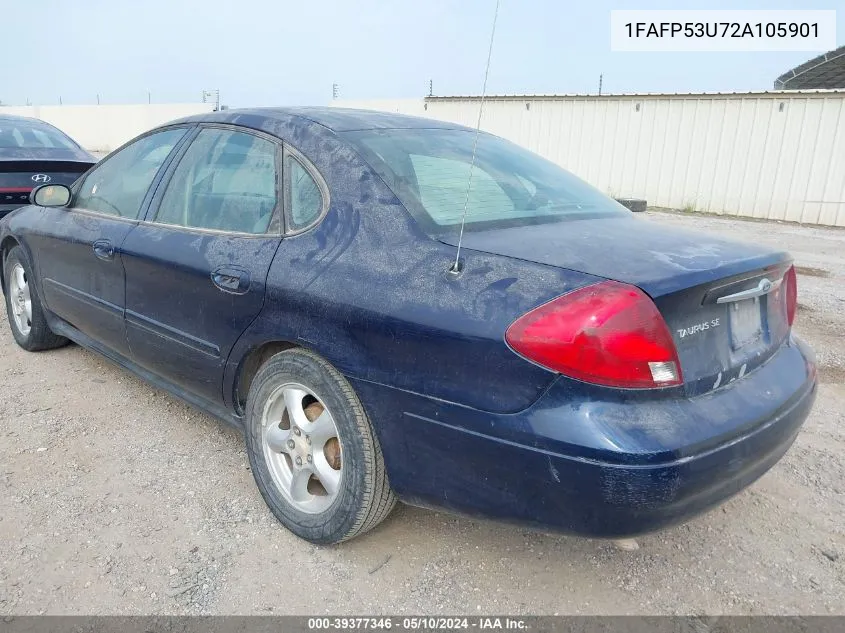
left=0, top=210, right=843, bottom=615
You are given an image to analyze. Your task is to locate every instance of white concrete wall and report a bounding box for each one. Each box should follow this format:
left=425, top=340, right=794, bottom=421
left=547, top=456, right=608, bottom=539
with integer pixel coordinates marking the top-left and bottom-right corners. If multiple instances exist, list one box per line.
left=330, top=98, right=429, bottom=117
left=333, top=92, right=845, bottom=227
left=0, top=103, right=215, bottom=153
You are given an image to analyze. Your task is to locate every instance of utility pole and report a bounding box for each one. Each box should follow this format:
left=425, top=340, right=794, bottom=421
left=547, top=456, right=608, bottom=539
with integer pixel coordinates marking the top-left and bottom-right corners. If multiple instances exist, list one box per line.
left=202, top=89, right=220, bottom=111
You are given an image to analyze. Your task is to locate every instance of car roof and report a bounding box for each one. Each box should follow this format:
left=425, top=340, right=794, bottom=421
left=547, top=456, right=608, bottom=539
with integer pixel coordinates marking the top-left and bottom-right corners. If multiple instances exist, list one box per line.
left=0, top=113, right=56, bottom=126
left=0, top=113, right=81, bottom=137
left=171, top=106, right=474, bottom=133
left=0, top=113, right=94, bottom=162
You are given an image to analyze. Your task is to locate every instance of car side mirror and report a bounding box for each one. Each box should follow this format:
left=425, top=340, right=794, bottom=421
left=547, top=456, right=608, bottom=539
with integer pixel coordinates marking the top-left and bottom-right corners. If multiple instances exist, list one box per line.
left=31, top=184, right=72, bottom=208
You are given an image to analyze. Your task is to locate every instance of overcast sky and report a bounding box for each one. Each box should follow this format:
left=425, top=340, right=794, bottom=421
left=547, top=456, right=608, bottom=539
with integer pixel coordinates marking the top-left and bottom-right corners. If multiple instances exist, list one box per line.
left=3, top=0, right=842, bottom=108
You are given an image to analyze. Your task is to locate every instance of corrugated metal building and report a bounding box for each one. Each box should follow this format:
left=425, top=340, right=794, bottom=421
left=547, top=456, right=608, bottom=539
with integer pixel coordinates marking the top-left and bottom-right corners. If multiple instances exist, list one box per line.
left=775, top=46, right=845, bottom=89
left=333, top=91, right=845, bottom=227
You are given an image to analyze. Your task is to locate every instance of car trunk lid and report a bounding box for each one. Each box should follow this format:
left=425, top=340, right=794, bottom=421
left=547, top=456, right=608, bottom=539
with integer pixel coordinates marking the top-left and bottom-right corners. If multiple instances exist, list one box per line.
left=441, top=216, right=793, bottom=395
left=0, top=158, right=93, bottom=208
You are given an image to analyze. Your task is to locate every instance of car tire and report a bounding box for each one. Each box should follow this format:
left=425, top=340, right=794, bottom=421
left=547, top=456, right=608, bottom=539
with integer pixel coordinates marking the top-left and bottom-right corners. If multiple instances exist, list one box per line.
left=245, top=348, right=396, bottom=544
left=3, top=246, right=68, bottom=351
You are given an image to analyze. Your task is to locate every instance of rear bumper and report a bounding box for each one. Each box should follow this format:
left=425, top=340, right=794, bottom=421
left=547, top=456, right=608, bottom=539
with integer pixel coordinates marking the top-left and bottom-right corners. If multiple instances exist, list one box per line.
left=352, top=335, right=817, bottom=537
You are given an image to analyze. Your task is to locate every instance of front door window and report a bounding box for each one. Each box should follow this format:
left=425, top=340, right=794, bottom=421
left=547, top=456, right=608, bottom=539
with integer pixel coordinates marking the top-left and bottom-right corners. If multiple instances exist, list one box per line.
left=73, top=128, right=187, bottom=218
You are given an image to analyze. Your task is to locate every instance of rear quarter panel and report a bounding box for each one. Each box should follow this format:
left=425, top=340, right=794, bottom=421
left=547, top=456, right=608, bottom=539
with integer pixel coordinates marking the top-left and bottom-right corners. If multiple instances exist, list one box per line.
left=222, top=117, right=602, bottom=414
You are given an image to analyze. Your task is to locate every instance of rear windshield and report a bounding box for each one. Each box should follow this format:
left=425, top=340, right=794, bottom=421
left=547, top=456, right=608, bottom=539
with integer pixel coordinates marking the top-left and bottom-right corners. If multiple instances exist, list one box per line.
left=343, top=128, right=627, bottom=234
left=0, top=120, right=78, bottom=150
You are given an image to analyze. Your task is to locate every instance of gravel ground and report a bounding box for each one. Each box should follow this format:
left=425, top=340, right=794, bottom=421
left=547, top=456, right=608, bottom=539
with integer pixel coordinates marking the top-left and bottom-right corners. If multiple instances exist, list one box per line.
left=0, top=210, right=843, bottom=615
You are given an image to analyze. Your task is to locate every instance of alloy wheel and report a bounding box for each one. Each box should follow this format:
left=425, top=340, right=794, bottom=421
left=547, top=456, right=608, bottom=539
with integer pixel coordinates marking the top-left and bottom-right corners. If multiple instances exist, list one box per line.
left=261, top=382, right=343, bottom=514
left=9, top=264, right=32, bottom=337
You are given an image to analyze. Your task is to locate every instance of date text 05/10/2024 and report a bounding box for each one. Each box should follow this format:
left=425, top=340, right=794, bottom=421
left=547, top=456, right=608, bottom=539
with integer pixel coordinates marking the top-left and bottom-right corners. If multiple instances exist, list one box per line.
left=306, top=617, right=528, bottom=630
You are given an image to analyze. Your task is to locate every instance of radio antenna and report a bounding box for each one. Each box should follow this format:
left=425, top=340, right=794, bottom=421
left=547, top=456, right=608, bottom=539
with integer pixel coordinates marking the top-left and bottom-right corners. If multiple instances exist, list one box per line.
left=450, top=0, right=500, bottom=274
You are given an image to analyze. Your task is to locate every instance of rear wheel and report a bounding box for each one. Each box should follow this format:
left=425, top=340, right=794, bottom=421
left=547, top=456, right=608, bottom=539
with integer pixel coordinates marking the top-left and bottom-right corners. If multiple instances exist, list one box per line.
left=3, top=246, right=68, bottom=351
left=245, top=348, right=396, bottom=544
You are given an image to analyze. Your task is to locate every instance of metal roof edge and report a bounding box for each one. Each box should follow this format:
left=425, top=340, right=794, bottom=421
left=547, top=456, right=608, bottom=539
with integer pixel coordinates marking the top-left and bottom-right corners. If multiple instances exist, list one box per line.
left=775, top=45, right=845, bottom=87
left=426, top=89, right=845, bottom=100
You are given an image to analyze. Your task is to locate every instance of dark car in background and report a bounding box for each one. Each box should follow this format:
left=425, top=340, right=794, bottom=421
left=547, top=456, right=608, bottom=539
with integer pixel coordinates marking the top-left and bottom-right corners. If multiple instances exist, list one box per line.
left=0, top=108, right=817, bottom=545
left=0, top=114, right=96, bottom=218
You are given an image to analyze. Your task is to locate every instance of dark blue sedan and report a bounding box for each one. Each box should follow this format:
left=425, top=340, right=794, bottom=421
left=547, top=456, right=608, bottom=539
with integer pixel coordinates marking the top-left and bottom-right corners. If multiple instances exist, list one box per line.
left=0, top=108, right=817, bottom=544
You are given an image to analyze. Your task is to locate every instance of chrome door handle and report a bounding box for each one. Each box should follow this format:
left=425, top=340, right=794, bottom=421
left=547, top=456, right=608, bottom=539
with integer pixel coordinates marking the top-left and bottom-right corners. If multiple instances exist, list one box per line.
left=211, top=267, right=250, bottom=294
left=92, top=239, right=115, bottom=261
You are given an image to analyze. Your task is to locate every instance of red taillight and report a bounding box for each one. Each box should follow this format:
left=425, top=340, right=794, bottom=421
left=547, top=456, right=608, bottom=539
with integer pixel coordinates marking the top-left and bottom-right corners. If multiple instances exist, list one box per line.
left=505, top=281, right=683, bottom=389
left=784, top=265, right=797, bottom=326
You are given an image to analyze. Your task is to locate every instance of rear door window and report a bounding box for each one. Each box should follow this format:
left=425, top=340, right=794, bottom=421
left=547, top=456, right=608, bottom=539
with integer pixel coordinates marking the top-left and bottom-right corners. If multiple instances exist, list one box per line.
left=155, top=128, right=279, bottom=234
